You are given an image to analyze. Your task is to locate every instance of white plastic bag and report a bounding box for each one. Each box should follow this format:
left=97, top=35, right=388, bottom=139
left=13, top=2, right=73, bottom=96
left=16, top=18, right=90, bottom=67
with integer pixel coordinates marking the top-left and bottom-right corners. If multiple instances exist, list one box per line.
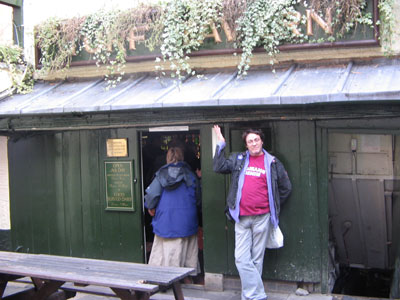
left=266, top=225, right=284, bottom=249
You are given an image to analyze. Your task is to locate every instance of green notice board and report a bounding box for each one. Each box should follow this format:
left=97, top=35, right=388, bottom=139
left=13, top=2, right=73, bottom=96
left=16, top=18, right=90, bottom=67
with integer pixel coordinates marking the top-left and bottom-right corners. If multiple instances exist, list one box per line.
left=105, top=161, right=134, bottom=211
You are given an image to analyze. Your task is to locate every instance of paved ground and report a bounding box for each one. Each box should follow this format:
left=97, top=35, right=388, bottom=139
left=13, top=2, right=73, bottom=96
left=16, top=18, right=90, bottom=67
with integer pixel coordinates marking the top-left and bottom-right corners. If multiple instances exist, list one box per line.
left=6, top=281, right=391, bottom=300
left=5, top=281, right=334, bottom=300
left=71, top=287, right=334, bottom=300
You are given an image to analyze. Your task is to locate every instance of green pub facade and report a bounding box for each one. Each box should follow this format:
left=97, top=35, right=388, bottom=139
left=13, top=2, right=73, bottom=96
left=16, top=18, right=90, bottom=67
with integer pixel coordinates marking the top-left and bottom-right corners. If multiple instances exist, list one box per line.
left=0, top=0, right=400, bottom=297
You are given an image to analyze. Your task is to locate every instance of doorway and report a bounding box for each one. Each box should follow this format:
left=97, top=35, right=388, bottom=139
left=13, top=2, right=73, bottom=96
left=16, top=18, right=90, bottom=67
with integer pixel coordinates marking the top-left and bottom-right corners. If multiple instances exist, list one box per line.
left=140, top=129, right=204, bottom=284
left=328, top=132, right=400, bottom=298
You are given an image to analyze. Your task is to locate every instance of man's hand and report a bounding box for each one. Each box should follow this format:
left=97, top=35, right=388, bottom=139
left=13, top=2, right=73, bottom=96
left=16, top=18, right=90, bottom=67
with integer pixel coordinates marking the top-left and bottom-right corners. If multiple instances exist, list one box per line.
left=213, top=125, right=225, bottom=143
left=148, top=208, right=155, bottom=216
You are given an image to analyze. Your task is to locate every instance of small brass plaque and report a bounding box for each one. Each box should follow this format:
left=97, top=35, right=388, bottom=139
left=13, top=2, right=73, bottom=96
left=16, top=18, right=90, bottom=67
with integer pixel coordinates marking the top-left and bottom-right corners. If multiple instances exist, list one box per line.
left=107, top=138, right=128, bottom=157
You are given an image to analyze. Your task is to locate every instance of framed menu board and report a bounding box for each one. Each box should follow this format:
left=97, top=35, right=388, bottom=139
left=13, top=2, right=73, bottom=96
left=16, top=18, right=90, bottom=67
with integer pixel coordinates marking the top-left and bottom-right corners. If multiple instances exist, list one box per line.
left=105, top=161, right=134, bottom=211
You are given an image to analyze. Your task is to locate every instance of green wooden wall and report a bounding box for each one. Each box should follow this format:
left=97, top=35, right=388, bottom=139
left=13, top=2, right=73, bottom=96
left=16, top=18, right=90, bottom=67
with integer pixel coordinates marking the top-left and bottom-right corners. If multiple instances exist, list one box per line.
left=7, top=120, right=330, bottom=289
left=8, top=129, right=143, bottom=262
left=5, top=106, right=400, bottom=295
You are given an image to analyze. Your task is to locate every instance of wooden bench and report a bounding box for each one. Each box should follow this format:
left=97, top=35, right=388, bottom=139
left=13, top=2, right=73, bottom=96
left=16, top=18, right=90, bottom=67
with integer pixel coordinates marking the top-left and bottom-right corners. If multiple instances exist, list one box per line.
left=0, top=251, right=195, bottom=300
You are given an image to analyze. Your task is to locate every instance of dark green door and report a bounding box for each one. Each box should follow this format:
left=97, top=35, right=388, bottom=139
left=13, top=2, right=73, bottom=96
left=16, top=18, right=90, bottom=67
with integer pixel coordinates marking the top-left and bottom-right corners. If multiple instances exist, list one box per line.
left=8, top=128, right=143, bottom=262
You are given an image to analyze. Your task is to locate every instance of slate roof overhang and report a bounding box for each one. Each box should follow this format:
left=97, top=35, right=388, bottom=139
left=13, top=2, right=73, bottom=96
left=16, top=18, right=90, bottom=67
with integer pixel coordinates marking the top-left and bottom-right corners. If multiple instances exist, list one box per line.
left=0, top=58, right=399, bottom=117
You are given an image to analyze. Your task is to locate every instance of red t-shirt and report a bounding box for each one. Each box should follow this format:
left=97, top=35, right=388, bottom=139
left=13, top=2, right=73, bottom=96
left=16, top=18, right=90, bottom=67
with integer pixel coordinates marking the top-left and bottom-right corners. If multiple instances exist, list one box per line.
left=240, top=154, right=270, bottom=216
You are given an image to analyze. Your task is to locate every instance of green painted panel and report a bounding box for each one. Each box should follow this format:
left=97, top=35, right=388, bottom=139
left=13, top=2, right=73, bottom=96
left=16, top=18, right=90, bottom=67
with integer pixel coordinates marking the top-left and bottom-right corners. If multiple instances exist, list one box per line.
left=263, top=121, right=321, bottom=282
left=31, top=135, right=56, bottom=254
left=99, top=129, right=143, bottom=262
left=296, top=121, right=321, bottom=281
left=201, top=125, right=230, bottom=274
left=80, top=130, right=103, bottom=259
left=225, top=125, right=238, bottom=275
left=226, top=126, right=240, bottom=275
left=263, top=121, right=300, bottom=280
left=9, top=134, right=65, bottom=254
left=63, top=131, right=84, bottom=257
left=48, top=133, right=68, bottom=256
left=317, top=127, right=330, bottom=293
left=99, top=129, right=127, bottom=261
left=117, top=128, right=143, bottom=263
left=9, top=136, right=36, bottom=253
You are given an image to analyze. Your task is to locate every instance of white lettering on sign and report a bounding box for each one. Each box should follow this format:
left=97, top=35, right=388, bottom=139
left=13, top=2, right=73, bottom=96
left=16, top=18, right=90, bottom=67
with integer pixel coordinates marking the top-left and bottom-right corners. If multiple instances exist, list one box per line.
left=245, top=166, right=266, bottom=177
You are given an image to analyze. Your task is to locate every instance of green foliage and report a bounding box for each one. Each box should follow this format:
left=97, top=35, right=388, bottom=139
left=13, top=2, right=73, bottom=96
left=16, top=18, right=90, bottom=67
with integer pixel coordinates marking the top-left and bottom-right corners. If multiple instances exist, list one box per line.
left=36, top=16, right=83, bottom=73
left=33, top=0, right=391, bottom=87
left=378, top=0, right=395, bottom=55
left=35, top=4, right=160, bottom=89
left=0, top=45, right=34, bottom=94
left=0, top=45, right=22, bottom=64
left=80, top=9, right=127, bottom=88
left=157, top=0, right=222, bottom=80
left=235, top=0, right=304, bottom=76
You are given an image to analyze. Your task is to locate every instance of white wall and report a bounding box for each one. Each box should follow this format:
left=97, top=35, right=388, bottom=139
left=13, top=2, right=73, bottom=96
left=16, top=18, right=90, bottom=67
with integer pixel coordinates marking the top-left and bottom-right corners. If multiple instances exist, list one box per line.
left=0, top=5, right=14, bottom=93
left=0, top=4, right=13, bottom=45
left=0, top=137, right=10, bottom=230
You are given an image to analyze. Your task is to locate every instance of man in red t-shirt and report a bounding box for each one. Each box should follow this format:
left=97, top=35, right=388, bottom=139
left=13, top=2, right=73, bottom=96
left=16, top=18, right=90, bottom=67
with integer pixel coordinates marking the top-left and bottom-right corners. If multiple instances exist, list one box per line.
left=213, top=125, right=292, bottom=300
left=240, top=153, right=270, bottom=216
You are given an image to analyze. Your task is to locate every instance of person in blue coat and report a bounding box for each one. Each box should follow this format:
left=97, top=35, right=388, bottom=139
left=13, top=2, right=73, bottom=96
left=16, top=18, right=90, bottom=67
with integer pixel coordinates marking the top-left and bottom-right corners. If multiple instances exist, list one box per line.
left=145, top=147, right=201, bottom=275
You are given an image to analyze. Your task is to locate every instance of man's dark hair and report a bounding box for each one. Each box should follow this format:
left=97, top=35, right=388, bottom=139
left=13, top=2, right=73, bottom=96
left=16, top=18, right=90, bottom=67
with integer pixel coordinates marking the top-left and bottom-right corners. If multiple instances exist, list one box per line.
left=242, top=129, right=264, bottom=144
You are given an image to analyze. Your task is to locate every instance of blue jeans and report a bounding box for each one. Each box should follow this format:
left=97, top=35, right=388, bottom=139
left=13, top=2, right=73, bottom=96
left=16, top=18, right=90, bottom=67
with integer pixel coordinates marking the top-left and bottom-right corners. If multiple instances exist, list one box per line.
left=235, top=213, right=271, bottom=300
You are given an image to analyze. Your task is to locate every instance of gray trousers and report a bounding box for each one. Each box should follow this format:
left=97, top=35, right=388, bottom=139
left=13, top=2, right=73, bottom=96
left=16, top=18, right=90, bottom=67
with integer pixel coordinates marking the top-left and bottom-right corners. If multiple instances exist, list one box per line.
left=235, top=213, right=271, bottom=300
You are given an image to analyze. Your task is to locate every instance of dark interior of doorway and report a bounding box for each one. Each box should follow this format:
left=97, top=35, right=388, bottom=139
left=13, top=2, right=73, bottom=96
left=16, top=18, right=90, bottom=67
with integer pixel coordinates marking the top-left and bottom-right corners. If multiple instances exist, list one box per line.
left=141, top=130, right=204, bottom=285
left=332, top=266, right=392, bottom=298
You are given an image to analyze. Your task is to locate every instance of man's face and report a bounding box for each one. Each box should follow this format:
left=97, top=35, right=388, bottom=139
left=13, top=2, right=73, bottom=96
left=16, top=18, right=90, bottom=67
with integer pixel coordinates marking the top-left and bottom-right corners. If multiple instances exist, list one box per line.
left=245, top=133, right=263, bottom=156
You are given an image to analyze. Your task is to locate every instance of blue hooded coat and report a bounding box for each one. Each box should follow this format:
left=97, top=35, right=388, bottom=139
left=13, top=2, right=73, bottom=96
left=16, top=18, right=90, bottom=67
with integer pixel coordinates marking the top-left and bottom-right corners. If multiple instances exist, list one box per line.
left=144, top=161, right=200, bottom=238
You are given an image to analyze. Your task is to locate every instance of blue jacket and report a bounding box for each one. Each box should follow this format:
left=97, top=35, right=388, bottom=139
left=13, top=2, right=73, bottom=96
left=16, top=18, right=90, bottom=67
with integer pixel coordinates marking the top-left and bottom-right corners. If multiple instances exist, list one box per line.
left=144, top=161, right=200, bottom=238
left=213, top=142, right=292, bottom=227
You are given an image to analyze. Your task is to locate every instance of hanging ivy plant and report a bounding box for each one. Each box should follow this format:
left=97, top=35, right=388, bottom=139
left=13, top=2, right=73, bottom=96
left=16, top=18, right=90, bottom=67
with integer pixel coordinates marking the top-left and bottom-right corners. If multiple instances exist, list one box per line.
left=235, top=0, right=304, bottom=76
left=156, top=0, right=223, bottom=80
left=36, top=16, right=84, bottom=73
left=79, top=9, right=129, bottom=88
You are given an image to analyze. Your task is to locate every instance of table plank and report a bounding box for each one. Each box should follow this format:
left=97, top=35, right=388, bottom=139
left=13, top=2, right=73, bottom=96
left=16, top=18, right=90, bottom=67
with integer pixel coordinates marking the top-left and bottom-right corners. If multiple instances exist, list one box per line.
left=0, top=252, right=193, bottom=286
left=0, top=252, right=193, bottom=292
left=37, top=254, right=194, bottom=284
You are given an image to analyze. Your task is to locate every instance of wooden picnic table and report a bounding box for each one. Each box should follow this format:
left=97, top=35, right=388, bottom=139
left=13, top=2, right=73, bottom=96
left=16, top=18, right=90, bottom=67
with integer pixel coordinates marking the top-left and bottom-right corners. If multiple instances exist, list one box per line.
left=0, top=251, right=195, bottom=300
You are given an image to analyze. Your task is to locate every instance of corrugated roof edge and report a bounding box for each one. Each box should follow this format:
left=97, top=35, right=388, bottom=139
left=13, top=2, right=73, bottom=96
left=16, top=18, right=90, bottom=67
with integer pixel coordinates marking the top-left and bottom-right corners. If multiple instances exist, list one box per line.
left=0, top=57, right=399, bottom=116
